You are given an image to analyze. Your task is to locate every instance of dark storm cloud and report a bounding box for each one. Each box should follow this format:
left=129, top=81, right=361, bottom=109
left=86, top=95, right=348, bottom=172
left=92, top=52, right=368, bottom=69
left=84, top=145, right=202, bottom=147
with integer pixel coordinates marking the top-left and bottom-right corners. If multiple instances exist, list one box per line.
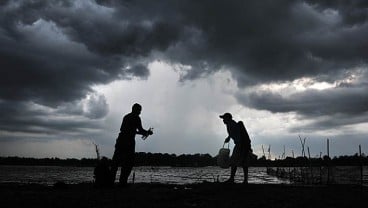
left=237, top=85, right=368, bottom=116
left=306, top=0, right=368, bottom=25
left=125, top=64, right=150, bottom=79
left=0, top=0, right=181, bottom=106
left=2, top=0, right=368, bottom=99
left=1, top=0, right=368, bottom=135
left=56, top=93, right=109, bottom=119
left=161, top=0, right=368, bottom=85
left=0, top=0, right=178, bottom=135
left=290, top=113, right=368, bottom=133
left=236, top=78, right=368, bottom=129
left=0, top=93, right=108, bottom=135
left=82, top=94, right=109, bottom=119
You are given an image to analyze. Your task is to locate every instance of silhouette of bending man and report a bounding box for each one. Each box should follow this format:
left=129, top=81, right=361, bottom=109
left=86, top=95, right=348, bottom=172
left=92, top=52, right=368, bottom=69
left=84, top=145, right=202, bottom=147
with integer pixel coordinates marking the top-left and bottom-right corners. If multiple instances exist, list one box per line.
left=111, top=103, right=152, bottom=186
left=220, top=112, right=252, bottom=184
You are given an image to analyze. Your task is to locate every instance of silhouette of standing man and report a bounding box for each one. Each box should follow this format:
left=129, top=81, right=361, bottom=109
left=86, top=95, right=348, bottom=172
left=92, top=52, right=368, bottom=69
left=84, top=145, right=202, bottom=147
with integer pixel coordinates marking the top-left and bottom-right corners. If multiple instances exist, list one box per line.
left=219, top=112, right=252, bottom=184
left=111, top=103, right=153, bottom=186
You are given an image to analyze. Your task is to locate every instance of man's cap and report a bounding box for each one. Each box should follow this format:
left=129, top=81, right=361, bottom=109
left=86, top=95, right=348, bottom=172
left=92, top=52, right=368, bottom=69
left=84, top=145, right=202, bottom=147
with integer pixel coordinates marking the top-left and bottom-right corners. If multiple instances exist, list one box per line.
left=219, top=112, right=232, bottom=120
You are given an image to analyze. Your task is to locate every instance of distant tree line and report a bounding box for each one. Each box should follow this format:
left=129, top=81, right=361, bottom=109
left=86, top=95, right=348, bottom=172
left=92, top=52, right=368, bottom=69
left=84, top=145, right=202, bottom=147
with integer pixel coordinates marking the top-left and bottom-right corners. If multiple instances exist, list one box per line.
left=0, top=157, right=96, bottom=167
left=0, top=153, right=216, bottom=167
left=1, top=153, right=368, bottom=167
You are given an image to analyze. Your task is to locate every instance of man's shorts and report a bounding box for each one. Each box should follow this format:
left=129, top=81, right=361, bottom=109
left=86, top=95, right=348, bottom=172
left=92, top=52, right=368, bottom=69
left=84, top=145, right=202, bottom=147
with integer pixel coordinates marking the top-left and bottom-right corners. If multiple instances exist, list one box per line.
left=230, top=143, right=250, bottom=167
left=112, top=135, right=135, bottom=167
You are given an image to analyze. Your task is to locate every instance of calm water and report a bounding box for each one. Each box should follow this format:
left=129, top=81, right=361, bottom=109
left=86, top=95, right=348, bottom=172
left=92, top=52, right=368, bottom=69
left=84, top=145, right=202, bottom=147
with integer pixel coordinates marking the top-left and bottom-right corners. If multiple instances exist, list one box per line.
left=0, top=165, right=290, bottom=185
left=267, top=166, right=368, bottom=185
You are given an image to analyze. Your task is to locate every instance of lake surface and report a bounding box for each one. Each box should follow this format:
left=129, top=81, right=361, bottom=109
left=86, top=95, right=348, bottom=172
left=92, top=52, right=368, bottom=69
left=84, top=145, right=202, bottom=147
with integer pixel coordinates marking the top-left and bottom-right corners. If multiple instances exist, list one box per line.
left=0, top=165, right=290, bottom=185
left=267, top=166, right=368, bottom=185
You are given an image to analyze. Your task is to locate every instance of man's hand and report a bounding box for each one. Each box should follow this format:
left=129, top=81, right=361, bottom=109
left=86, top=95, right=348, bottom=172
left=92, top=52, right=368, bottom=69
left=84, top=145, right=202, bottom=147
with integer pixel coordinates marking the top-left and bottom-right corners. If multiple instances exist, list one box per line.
left=147, top=128, right=153, bottom=135
left=142, top=127, right=154, bottom=140
left=224, top=137, right=230, bottom=143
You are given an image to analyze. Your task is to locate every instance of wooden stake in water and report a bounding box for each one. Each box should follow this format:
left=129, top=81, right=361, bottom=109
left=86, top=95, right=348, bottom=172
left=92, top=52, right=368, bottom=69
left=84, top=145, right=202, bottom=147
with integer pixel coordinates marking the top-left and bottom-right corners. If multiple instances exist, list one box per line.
left=132, top=171, right=135, bottom=184
left=93, top=142, right=100, bottom=160
left=299, top=135, right=306, bottom=157
left=308, top=146, right=312, bottom=184
left=359, top=145, right=363, bottom=186
left=292, top=150, right=296, bottom=180
left=327, top=138, right=330, bottom=184
left=319, top=152, right=322, bottom=184
left=268, top=145, right=271, bottom=160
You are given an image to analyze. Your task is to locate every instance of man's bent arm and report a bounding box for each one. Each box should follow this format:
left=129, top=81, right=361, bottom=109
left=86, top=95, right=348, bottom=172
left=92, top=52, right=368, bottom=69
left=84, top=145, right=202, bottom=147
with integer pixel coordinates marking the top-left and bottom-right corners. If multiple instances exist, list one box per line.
left=136, top=118, right=149, bottom=135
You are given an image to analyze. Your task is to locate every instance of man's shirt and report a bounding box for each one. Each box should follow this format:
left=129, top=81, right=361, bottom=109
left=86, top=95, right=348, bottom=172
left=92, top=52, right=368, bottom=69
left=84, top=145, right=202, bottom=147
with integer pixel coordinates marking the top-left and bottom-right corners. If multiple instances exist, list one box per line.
left=120, top=112, right=143, bottom=139
left=226, top=120, right=241, bottom=144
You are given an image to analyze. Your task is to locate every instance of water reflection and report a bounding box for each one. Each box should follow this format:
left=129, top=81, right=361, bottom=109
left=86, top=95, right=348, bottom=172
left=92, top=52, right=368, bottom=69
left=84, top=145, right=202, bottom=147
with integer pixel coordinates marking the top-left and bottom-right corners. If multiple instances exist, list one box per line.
left=130, top=166, right=290, bottom=184
left=0, top=166, right=290, bottom=185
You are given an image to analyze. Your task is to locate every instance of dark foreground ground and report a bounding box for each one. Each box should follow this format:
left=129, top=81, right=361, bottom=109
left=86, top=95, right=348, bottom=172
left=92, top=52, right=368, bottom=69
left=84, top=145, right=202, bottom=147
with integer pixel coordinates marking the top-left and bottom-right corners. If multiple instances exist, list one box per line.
left=0, top=182, right=367, bottom=208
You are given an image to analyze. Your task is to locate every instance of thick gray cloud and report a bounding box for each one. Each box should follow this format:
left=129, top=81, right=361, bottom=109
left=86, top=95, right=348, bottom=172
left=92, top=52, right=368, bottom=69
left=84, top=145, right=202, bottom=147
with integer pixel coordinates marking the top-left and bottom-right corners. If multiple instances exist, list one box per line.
left=238, top=85, right=368, bottom=117
left=1, top=0, right=368, bottom=141
left=125, top=64, right=150, bottom=79
left=157, top=0, right=368, bottom=85
left=0, top=93, right=108, bottom=135
left=56, top=93, right=109, bottom=119
left=236, top=75, right=368, bottom=129
left=0, top=0, right=175, bottom=106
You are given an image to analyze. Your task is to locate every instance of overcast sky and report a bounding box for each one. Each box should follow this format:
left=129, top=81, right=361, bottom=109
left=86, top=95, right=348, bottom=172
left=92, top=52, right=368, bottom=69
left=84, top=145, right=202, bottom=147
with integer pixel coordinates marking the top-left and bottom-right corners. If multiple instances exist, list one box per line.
left=1, top=0, right=368, bottom=159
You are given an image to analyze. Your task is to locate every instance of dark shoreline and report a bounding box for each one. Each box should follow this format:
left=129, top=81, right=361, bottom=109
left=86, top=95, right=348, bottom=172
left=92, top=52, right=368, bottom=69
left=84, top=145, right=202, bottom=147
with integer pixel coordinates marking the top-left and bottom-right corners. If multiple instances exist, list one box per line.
left=0, top=182, right=366, bottom=208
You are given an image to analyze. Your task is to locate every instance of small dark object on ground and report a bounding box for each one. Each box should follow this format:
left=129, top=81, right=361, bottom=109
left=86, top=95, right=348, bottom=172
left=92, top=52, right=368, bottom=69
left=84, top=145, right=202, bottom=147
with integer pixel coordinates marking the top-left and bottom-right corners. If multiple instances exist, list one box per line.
left=93, top=157, right=114, bottom=188
left=53, top=181, right=68, bottom=189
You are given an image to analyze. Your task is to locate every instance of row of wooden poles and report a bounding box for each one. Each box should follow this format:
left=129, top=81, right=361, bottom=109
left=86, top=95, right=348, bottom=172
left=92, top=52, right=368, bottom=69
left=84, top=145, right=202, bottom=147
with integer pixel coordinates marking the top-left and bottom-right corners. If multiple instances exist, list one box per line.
left=265, top=138, right=366, bottom=185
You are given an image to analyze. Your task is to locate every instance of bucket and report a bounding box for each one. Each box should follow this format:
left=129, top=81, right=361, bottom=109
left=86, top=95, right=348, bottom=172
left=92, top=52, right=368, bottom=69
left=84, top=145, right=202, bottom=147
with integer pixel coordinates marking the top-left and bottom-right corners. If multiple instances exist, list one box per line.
left=217, top=143, right=230, bottom=168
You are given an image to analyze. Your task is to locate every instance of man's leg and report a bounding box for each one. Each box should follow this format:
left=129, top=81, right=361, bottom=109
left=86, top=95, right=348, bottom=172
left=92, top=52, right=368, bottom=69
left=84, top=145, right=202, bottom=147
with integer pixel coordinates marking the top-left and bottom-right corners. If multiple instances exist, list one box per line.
left=110, top=149, right=120, bottom=184
left=226, top=145, right=239, bottom=183
left=119, top=165, right=133, bottom=185
left=242, top=165, right=248, bottom=184
left=227, top=165, right=237, bottom=182
left=242, top=150, right=250, bottom=184
left=118, top=149, right=135, bottom=185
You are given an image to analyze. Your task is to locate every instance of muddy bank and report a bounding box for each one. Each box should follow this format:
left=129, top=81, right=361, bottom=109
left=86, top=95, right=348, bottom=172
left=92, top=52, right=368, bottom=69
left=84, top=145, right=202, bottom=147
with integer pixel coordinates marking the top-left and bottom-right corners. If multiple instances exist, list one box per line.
left=0, top=182, right=366, bottom=208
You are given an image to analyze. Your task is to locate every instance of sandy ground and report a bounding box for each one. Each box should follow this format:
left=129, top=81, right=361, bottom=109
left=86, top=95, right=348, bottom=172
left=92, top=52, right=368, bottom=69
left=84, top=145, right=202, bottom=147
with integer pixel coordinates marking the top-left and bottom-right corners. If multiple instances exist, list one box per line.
left=0, top=182, right=367, bottom=208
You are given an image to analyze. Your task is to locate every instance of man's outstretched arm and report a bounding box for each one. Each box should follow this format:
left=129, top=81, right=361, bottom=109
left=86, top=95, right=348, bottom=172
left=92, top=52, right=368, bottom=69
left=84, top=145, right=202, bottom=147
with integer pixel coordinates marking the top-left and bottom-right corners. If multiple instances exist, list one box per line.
left=136, top=118, right=152, bottom=136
